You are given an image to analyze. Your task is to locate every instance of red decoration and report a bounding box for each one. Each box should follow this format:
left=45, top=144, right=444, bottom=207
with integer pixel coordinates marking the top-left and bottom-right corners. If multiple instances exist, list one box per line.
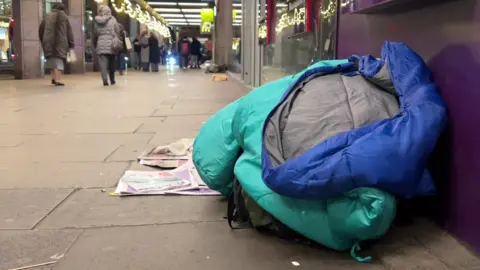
left=8, top=19, right=14, bottom=40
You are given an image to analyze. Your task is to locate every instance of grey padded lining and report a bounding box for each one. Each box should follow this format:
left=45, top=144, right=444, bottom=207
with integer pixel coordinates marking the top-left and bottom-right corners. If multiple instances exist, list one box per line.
left=264, top=65, right=400, bottom=166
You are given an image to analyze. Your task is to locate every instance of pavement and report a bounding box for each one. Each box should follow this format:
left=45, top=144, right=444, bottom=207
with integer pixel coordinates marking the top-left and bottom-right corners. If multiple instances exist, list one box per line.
left=1, top=68, right=479, bottom=270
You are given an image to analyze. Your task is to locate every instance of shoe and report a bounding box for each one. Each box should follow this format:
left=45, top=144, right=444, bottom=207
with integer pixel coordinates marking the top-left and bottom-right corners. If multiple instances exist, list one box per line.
left=103, top=82, right=109, bottom=86
left=110, top=81, right=116, bottom=85
left=54, top=82, right=65, bottom=86
left=51, top=79, right=56, bottom=85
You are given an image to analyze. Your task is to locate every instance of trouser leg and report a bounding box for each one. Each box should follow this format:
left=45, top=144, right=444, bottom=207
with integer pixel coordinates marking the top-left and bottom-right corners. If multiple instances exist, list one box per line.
left=98, top=54, right=109, bottom=83
left=108, top=55, right=116, bottom=83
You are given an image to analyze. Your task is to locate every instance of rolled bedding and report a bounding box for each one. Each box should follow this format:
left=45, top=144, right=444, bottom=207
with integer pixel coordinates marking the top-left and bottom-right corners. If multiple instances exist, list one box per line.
left=193, top=42, right=446, bottom=253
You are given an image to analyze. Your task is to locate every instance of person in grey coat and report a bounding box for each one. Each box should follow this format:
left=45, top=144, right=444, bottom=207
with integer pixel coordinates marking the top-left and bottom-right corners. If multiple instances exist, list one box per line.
left=92, top=5, right=122, bottom=86
left=139, top=31, right=150, bottom=72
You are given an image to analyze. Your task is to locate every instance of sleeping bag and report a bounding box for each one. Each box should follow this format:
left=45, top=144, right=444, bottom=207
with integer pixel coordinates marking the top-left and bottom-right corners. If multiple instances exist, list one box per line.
left=193, top=42, right=446, bottom=255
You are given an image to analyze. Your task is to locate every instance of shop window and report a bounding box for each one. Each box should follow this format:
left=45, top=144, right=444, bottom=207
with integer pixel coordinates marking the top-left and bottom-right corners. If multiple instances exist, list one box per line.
left=262, top=0, right=337, bottom=84
left=0, top=0, right=13, bottom=64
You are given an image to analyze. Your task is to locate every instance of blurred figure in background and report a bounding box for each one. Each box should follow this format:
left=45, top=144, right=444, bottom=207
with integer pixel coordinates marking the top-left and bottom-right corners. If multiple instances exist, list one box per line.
left=140, top=31, right=150, bottom=72
left=38, top=2, right=74, bottom=86
left=93, top=5, right=123, bottom=86
left=190, top=37, right=201, bottom=69
left=117, top=24, right=128, bottom=75
left=178, top=36, right=190, bottom=70
left=149, top=33, right=160, bottom=72
left=132, top=34, right=142, bottom=70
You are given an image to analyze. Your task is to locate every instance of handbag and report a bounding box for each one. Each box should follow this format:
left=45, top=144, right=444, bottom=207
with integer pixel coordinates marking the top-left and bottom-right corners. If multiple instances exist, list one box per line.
left=66, top=49, right=77, bottom=63
left=124, top=33, right=132, bottom=51
left=111, top=23, right=123, bottom=53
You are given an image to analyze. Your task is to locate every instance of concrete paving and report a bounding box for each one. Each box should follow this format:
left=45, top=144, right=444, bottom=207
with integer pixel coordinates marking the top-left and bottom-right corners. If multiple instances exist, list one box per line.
left=0, top=68, right=479, bottom=270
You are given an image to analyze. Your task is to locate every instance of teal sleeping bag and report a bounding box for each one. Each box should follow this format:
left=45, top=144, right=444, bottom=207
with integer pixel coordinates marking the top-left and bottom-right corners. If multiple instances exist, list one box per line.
left=193, top=60, right=396, bottom=252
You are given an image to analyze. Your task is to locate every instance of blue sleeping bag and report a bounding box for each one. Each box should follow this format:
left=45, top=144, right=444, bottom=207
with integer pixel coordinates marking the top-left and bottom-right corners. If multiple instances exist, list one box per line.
left=193, top=42, right=445, bottom=255
left=262, top=42, right=447, bottom=200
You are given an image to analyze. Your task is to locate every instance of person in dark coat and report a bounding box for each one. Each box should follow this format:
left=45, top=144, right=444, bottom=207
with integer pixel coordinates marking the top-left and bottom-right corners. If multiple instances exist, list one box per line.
left=178, top=36, right=190, bottom=70
left=148, top=34, right=160, bottom=72
left=132, top=34, right=142, bottom=70
left=189, top=37, right=201, bottom=69
left=38, top=3, right=74, bottom=86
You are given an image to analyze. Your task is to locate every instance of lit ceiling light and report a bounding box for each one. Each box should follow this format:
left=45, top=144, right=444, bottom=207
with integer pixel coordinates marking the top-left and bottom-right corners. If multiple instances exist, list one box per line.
left=189, top=22, right=201, bottom=25
left=235, top=9, right=242, bottom=13
left=178, top=3, right=208, bottom=6
left=170, top=22, right=189, bottom=25
left=165, top=18, right=187, bottom=22
left=277, top=4, right=288, bottom=7
left=233, top=3, right=241, bottom=7
left=184, top=14, right=201, bottom=18
left=147, top=1, right=177, bottom=5
left=181, top=8, right=203, bottom=13
left=160, top=13, right=184, bottom=18
left=154, top=8, right=181, bottom=12
left=234, top=20, right=242, bottom=23
left=233, top=23, right=241, bottom=26
left=187, top=19, right=201, bottom=22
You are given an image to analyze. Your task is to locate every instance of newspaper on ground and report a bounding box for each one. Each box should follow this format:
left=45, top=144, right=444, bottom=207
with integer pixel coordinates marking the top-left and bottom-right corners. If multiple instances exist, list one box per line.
left=138, top=138, right=194, bottom=169
left=113, top=162, right=221, bottom=196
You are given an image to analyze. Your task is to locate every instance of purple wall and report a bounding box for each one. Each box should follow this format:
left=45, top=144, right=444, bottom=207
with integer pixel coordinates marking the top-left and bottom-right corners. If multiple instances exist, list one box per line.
left=337, top=0, right=480, bottom=252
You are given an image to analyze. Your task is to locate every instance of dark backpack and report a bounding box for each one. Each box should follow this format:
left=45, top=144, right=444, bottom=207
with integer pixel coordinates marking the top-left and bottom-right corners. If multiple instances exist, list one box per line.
left=227, top=177, right=312, bottom=243
left=227, top=177, right=377, bottom=263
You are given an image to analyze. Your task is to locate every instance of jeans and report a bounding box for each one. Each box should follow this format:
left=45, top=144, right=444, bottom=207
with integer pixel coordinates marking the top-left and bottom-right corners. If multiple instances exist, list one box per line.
left=180, top=54, right=189, bottom=68
left=98, top=54, right=116, bottom=83
left=118, top=53, right=126, bottom=71
left=190, top=54, right=199, bottom=68
left=142, top=62, right=150, bottom=72
left=135, top=51, right=142, bottom=69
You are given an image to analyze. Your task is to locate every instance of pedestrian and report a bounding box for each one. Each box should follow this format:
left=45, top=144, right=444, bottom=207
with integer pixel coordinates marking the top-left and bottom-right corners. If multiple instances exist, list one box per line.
left=140, top=31, right=150, bottom=72
left=149, top=33, right=160, bottom=72
left=132, top=34, right=142, bottom=70
left=178, top=36, right=190, bottom=70
left=92, top=5, right=123, bottom=86
left=190, top=37, right=201, bottom=69
left=38, top=2, right=74, bottom=86
left=117, top=25, right=129, bottom=76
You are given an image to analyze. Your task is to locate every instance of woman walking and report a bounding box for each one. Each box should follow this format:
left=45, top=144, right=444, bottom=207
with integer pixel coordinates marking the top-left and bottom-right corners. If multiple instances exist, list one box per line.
left=149, top=33, right=160, bottom=72
left=38, top=2, right=74, bottom=86
left=92, top=5, right=123, bottom=86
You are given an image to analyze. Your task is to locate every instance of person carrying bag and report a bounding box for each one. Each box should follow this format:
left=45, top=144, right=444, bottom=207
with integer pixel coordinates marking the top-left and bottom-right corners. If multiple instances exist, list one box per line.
left=92, top=5, right=123, bottom=86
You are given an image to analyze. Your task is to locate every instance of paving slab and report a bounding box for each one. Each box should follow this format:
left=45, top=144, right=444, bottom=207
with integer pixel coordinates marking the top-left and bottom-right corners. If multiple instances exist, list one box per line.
left=54, top=222, right=382, bottom=270
left=0, top=162, right=129, bottom=189
left=106, top=142, right=154, bottom=162
left=149, top=130, right=199, bottom=146
left=386, top=219, right=480, bottom=269
left=39, top=190, right=226, bottom=229
left=136, top=115, right=208, bottom=134
left=0, top=189, right=73, bottom=229
left=0, top=229, right=81, bottom=270
left=19, top=116, right=144, bottom=135
left=0, top=134, right=153, bottom=163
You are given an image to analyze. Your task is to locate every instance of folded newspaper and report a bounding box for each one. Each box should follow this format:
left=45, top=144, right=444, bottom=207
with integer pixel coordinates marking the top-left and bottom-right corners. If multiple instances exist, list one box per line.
left=138, top=139, right=194, bottom=169
left=113, top=162, right=221, bottom=196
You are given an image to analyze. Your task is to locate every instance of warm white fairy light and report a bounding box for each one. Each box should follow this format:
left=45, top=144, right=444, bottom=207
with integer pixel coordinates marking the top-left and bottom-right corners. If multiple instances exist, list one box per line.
left=109, top=0, right=170, bottom=38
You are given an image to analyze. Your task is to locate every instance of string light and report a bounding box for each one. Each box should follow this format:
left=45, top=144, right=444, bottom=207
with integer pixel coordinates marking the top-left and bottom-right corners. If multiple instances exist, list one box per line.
left=341, top=0, right=354, bottom=7
left=109, top=0, right=170, bottom=38
left=321, top=0, right=337, bottom=19
left=258, top=24, right=267, bottom=39
left=232, top=38, right=240, bottom=50
left=276, top=7, right=305, bottom=34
